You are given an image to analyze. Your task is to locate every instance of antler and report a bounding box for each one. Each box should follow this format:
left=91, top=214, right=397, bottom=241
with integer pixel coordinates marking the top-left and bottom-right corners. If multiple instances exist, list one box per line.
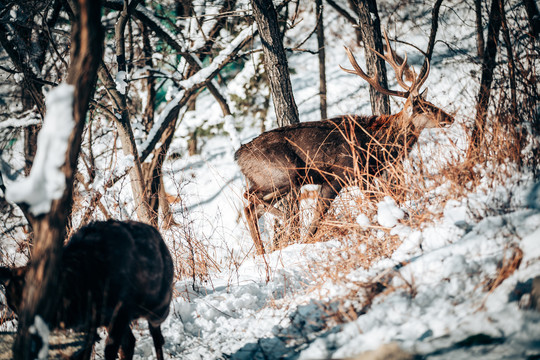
left=341, top=30, right=431, bottom=98
left=340, top=46, right=409, bottom=99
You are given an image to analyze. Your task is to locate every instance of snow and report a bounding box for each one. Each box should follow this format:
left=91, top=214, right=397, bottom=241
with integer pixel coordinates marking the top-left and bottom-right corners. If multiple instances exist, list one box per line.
left=0, top=115, right=40, bottom=130
left=376, top=196, right=405, bottom=227
left=29, top=315, right=50, bottom=360
left=115, top=70, right=128, bottom=95
left=5, top=83, right=75, bottom=215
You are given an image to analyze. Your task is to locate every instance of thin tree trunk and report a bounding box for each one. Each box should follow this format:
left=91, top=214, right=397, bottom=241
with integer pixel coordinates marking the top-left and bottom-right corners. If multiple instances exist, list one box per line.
left=420, top=0, right=444, bottom=79
left=326, top=0, right=357, bottom=26
left=499, top=0, right=517, bottom=115
left=316, top=0, right=327, bottom=119
left=347, top=0, right=362, bottom=45
left=251, top=0, right=300, bottom=126
left=98, top=64, right=153, bottom=224
left=471, top=0, right=503, bottom=154
left=355, top=0, right=390, bottom=115
left=13, top=0, right=103, bottom=358
left=141, top=19, right=155, bottom=132
left=475, top=0, right=485, bottom=58
left=98, top=0, right=152, bottom=224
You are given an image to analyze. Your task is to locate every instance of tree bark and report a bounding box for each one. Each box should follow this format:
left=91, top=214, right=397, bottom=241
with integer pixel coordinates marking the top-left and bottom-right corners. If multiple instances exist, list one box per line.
left=347, top=0, right=363, bottom=45
left=475, top=0, right=485, bottom=58
left=97, top=64, right=153, bottom=225
left=316, top=0, right=328, bottom=119
left=251, top=0, right=300, bottom=127
left=470, top=0, right=503, bottom=154
left=13, top=0, right=103, bottom=358
left=419, top=0, right=444, bottom=80
left=326, top=0, right=358, bottom=26
left=499, top=0, right=517, bottom=115
left=353, top=0, right=391, bottom=115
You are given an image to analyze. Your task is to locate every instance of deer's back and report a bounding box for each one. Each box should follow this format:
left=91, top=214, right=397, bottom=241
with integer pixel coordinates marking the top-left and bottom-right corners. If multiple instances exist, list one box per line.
left=235, top=116, right=384, bottom=192
left=58, top=220, right=174, bottom=328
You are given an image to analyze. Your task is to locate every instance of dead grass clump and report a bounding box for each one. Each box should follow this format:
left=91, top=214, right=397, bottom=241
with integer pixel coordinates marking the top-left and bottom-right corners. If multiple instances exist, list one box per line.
left=484, top=245, right=523, bottom=294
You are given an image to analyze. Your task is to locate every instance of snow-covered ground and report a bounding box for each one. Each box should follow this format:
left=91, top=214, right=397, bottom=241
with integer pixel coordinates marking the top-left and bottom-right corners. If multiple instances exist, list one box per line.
left=1, top=1, right=539, bottom=359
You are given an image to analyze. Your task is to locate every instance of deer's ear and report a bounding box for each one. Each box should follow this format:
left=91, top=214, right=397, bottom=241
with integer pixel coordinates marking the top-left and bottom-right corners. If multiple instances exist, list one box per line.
left=0, top=267, right=13, bottom=287
left=420, top=88, right=428, bottom=99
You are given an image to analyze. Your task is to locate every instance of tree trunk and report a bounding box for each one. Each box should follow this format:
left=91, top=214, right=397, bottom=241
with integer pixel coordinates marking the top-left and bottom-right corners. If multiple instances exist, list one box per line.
left=97, top=65, right=154, bottom=224
left=13, top=0, right=103, bottom=358
left=251, top=0, right=300, bottom=127
left=470, top=0, right=503, bottom=154
left=499, top=0, right=517, bottom=115
left=316, top=0, right=328, bottom=119
left=475, top=0, right=485, bottom=58
left=354, top=0, right=391, bottom=115
left=346, top=0, right=363, bottom=45
left=420, top=0, right=444, bottom=80
left=140, top=18, right=156, bottom=133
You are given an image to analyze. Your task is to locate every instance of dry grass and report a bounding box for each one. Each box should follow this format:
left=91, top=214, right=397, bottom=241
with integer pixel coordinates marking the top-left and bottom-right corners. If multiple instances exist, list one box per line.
left=484, top=245, right=523, bottom=294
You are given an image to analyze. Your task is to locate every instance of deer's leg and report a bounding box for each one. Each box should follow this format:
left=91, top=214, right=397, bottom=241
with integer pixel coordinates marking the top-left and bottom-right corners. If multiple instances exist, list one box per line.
left=244, top=186, right=291, bottom=255
left=119, top=327, right=135, bottom=360
left=244, top=200, right=266, bottom=255
left=104, top=308, right=131, bottom=360
left=149, top=323, right=166, bottom=360
left=308, top=182, right=340, bottom=237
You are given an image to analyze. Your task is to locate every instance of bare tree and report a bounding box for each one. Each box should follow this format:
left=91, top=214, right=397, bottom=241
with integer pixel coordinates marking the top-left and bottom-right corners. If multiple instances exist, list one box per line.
left=499, top=0, right=517, bottom=114
left=12, top=0, right=104, bottom=357
left=470, top=0, right=503, bottom=154
left=316, top=0, right=328, bottom=119
left=251, top=0, right=300, bottom=126
left=419, top=0, right=444, bottom=79
left=475, top=0, right=485, bottom=58
left=351, top=0, right=391, bottom=115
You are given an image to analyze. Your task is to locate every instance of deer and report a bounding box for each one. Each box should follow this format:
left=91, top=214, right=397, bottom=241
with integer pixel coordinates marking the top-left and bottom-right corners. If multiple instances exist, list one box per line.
left=235, top=32, right=454, bottom=255
left=0, top=220, right=174, bottom=360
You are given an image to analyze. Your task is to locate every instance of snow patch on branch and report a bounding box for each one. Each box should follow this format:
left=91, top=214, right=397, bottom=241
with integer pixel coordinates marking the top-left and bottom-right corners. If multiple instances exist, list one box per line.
left=6, top=84, right=75, bottom=215
left=0, top=115, right=41, bottom=129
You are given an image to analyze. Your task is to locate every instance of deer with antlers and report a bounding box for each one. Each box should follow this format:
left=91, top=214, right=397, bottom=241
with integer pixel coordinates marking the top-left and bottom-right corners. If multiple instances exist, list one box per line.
left=235, top=32, right=454, bottom=255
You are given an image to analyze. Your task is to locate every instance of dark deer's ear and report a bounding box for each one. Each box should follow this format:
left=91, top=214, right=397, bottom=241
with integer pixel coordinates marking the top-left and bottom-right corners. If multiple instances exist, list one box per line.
left=0, top=267, right=13, bottom=287
left=420, top=88, right=428, bottom=99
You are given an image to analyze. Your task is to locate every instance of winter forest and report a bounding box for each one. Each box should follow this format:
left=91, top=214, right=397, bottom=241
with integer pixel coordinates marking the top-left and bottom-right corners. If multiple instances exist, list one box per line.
left=0, top=0, right=539, bottom=359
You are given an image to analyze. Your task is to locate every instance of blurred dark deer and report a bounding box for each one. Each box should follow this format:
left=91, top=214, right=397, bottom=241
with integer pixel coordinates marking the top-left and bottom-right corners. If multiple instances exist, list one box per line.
left=0, top=220, right=174, bottom=360
left=235, top=32, right=454, bottom=255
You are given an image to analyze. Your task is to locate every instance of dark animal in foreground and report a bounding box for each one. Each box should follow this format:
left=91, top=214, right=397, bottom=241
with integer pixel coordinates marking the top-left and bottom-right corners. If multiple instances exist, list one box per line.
left=235, top=32, right=454, bottom=254
left=0, top=220, right=174, bottom=360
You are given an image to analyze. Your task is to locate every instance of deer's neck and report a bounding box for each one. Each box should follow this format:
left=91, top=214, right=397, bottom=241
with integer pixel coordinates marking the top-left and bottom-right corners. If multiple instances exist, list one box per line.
left=363, top=113, right=420, bottom=153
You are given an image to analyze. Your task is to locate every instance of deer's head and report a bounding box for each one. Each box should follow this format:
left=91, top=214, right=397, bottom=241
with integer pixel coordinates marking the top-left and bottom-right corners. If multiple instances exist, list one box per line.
left=341, top=31, right=454, bottom=132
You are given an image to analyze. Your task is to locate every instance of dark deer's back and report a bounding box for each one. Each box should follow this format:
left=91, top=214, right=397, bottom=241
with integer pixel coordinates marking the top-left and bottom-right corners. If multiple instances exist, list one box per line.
left=58, top=220, right=174, bottom=329
left=0, top=220, right=174, bottom=360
